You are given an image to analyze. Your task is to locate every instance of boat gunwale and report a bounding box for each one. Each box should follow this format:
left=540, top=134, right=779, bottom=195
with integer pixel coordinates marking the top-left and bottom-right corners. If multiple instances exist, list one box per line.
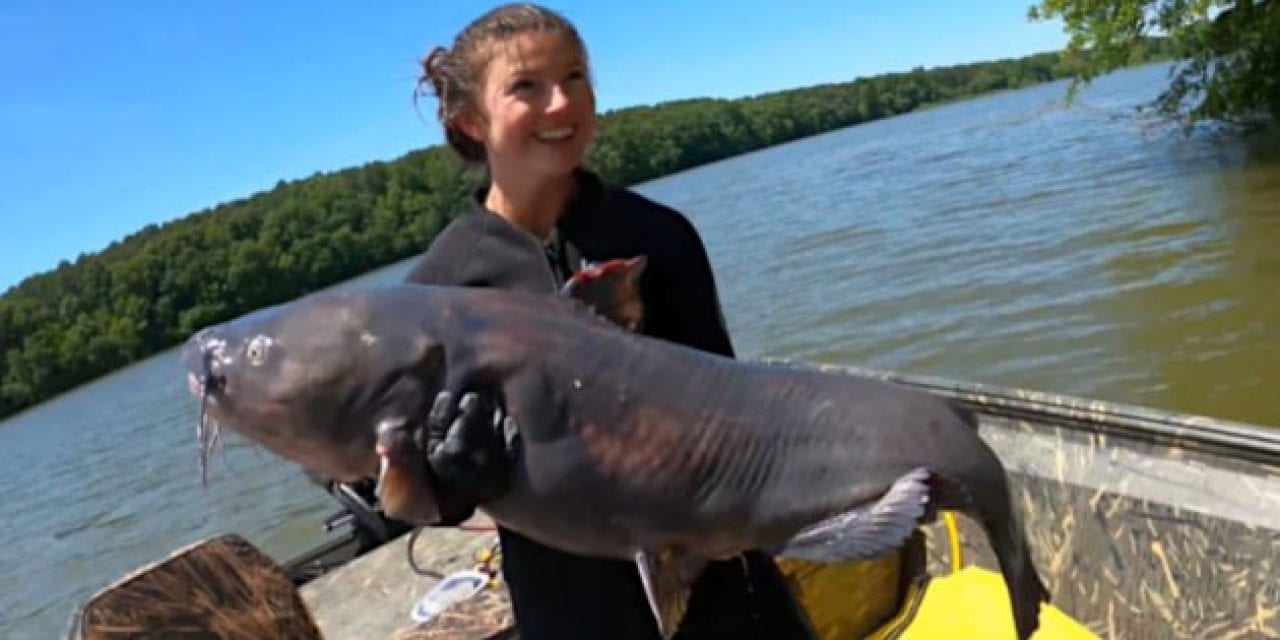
left=769, top=360, right=1280, bottom=467
left=284, top=361, right=1280, bottom=588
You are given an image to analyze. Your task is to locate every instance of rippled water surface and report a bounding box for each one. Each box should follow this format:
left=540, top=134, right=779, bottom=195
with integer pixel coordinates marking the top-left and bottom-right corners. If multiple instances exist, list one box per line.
left=642, top=64, right=1279, bottom=427
left=2, top=63, right=1277, bottom=638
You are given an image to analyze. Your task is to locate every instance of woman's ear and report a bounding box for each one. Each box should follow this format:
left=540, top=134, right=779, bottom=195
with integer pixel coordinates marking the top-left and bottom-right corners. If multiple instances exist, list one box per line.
left=453, top=110, right=485, bottom=145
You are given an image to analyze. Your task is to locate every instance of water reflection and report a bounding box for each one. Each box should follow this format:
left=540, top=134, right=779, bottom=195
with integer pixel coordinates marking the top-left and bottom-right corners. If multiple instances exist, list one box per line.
left=1117, top=128, right=1280, bottom=426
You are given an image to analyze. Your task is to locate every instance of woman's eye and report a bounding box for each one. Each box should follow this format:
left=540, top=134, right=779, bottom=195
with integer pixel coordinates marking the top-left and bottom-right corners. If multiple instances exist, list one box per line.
left=510, top=79, right=537, bottom=94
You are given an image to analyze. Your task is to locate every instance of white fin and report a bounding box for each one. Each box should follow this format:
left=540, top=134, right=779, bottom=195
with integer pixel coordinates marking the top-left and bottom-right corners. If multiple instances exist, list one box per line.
left=779, top=467, right=932, bottom=562
left=634, top=548, right=707, bottom=639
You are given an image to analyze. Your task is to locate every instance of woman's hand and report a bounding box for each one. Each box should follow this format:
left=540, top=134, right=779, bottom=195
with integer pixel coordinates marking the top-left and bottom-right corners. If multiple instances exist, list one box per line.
left=422, top=390, right=521, bottom=525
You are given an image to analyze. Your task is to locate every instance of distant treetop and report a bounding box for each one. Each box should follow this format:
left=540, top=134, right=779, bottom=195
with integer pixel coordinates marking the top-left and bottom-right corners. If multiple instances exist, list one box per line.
left=1030, top=0, right=1280, bottom=127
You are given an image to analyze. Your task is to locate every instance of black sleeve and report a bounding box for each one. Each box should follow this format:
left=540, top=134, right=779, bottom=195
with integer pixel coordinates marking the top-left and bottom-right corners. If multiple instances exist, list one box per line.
left=643, top=211, right=737, bottom=359
left=405, top=214, right=558, bottom=293
left=398, top=219, right=483, bottom=526
left=404, top=221, right=475, bottom=287
left=680, top=214, right=736, bottom=358
left=397, top=213, right=557, bottom=527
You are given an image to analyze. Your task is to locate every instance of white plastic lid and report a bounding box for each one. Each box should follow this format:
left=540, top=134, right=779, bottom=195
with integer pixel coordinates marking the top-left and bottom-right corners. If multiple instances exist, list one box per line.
left=409, top=569, right=490, bottom=624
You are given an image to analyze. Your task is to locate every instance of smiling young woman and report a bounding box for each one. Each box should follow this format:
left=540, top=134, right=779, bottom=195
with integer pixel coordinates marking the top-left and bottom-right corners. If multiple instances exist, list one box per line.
left=404, top=4, right=818, bottom=640
left=417, top=5, right=596, bottom=242
left=451, top=29, right=596, bottom=234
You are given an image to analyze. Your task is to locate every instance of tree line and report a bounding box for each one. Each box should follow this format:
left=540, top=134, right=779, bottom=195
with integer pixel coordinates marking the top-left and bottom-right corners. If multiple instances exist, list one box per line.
left=0, top=42, right=1176, bottom=420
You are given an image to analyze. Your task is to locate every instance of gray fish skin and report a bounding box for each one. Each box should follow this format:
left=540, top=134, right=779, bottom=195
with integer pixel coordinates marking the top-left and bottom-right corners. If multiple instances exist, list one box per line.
left=181, top=283, right=1048, bottom=640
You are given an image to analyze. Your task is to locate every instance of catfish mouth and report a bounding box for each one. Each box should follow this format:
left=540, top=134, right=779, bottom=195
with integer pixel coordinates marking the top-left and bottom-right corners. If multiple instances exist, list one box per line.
left=182, top=331, right=383, bottom=488
left=184, top=332, right=250, bottom=488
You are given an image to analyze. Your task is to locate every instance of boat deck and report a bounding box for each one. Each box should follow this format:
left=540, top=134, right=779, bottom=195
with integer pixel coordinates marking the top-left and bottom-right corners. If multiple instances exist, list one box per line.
left=300, top=515, right=514, bottom=640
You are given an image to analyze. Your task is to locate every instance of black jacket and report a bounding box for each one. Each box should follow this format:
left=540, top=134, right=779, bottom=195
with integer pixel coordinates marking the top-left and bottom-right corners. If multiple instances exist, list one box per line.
left=405, top=169, right=816, bottom=640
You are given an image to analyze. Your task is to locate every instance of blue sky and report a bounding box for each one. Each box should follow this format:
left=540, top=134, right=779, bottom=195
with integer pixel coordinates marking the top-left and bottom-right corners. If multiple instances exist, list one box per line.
left=0, top=1, right=1066, bottom=292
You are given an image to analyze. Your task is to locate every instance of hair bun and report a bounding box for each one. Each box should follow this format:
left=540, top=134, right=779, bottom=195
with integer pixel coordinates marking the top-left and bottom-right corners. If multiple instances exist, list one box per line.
left=419, top=46, right=450, bottom=98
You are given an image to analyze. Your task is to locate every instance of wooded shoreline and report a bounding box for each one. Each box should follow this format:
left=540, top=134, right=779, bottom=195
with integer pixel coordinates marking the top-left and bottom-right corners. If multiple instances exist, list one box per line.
left=0, top=42, right=1176, bottom=420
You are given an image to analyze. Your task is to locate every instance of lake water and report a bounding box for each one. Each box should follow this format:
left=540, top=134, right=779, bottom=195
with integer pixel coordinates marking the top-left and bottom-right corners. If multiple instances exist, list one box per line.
left=3, top=63, right=1278, bottom=638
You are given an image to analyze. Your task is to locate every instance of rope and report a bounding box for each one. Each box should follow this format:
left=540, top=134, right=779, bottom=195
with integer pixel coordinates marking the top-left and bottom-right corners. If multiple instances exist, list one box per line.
left=406, top=527, right=445, bottom=579
left=405, top=524, right=501, bottom=581
left=942, top=511, right=964, bottom=574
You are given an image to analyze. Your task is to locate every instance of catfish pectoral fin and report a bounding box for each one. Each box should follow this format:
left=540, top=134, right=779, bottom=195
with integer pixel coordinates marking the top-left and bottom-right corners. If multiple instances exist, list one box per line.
left=634, top=548, right=708, bottom=639
left=778, top=467, right=932, bottom=563
left=374, top=417, right=441, bottom=525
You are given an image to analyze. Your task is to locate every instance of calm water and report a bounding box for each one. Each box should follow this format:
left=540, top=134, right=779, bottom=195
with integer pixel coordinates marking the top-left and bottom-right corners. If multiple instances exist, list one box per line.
left=3, top=63, right=1278, bottom=637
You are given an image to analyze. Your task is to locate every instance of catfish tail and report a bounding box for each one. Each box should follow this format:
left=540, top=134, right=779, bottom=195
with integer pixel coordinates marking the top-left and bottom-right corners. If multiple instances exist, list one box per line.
left=981, top=466, right=1050, bottom=640
left=949, top=400, right=1049, bottom=640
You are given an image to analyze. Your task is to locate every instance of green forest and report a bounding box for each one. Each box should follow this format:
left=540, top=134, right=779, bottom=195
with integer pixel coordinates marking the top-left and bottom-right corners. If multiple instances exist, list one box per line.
left=0, top=43, right=1175, bottom=420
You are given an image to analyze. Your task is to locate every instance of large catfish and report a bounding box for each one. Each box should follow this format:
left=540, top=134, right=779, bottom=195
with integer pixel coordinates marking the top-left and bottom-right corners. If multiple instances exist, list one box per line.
left=182, top=257, right=1048, bottom=639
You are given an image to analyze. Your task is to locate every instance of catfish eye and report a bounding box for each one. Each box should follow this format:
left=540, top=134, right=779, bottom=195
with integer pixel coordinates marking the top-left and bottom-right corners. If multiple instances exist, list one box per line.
left=245, top=335, right=272, bottom=366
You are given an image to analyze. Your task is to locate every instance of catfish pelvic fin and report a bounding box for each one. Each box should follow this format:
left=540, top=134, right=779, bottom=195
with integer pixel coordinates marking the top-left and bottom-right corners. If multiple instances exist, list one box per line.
left=634, top=547, right=707, bottom=639
left=779, top=467, right=933, bottom=563
left=374, top=416, right=441, bottom=526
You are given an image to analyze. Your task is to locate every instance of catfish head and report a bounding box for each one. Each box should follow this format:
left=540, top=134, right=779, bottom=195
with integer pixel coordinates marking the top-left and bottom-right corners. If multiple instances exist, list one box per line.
left=181, top=288, right=447, bottom=524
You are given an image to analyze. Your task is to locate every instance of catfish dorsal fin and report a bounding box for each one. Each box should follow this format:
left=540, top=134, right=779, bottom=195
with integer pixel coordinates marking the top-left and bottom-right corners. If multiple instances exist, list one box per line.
left=634, top=547, right=707, bottom=639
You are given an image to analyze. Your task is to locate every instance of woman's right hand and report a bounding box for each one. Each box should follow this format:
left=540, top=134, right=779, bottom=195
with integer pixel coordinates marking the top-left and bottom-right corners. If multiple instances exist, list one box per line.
left=422, top=390, right=521, bottom=525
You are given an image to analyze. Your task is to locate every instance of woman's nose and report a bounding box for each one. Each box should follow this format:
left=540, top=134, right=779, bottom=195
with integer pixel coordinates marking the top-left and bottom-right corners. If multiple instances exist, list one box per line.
left=546, top=83, right=572, bottom=113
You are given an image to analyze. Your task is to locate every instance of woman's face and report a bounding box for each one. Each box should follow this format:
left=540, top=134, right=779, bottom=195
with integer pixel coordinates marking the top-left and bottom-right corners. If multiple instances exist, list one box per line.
left=461, top=31, right=596, bottom=183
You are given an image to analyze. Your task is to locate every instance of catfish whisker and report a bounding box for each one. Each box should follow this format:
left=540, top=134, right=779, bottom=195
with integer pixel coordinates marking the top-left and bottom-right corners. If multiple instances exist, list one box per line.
left=198, top=386, right=213, bottom=488
left=209, top=418, right=226, bottom=474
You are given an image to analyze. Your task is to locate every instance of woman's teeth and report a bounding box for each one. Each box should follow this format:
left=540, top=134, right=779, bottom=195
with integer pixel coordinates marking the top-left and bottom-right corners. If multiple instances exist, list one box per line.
left=536, top=126, right=575, bottom=141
